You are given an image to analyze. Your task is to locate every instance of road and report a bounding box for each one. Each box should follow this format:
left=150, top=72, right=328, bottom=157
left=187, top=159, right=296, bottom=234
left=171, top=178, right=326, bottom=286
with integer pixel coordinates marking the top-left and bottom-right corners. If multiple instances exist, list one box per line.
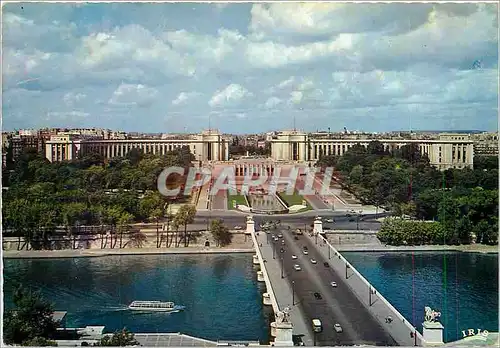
left=267, top=229, right=396, bottom=346
left=192, top=212, right=384, bottom=231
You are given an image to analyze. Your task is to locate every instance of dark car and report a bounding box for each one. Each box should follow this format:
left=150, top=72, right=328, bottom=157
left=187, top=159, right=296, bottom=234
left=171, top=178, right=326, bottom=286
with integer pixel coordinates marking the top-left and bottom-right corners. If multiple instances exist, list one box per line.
left=314, top=292, right=322, bottom=300
left=303, top=246, right=308, bottom=250
left=323, top=262, right=329, bottom=268
left=294, top=236, right=299, bottom=240
left=349, top=218, right=355, bottom=222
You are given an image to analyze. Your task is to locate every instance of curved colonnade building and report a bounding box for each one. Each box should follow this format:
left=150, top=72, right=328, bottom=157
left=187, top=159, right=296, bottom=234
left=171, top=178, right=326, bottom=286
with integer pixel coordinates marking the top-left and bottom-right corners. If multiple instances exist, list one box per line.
left=270, top=131, right=474, bottom=171
left=45, top=130, right=229, bottom=163
left=45, top=129, right=475, bottom=171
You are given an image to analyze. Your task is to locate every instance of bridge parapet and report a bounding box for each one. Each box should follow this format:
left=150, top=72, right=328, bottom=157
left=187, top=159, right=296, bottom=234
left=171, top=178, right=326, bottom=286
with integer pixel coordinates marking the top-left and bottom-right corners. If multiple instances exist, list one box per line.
left=249, top=216, right=294, bottom=346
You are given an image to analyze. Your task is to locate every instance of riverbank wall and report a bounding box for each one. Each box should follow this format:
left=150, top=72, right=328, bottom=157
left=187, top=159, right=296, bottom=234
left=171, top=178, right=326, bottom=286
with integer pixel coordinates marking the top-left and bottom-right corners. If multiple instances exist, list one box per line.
left=2, top=247, right=255, bottom=259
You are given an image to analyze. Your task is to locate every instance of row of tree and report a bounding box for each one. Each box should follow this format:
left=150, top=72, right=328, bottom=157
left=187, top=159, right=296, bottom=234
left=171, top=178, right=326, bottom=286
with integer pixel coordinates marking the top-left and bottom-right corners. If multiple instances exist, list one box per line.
left=2, top=147, right=200, bottom=249
left=317, top=141, right=498, bottom=245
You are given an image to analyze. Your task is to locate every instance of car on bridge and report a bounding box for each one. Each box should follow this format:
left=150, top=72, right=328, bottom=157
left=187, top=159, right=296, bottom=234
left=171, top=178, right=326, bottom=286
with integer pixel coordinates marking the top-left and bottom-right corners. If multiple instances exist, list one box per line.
left=310, top=259, right=317, bottom=264
left=292, top=255, right=298, bottom=260
left=330, top=281, right=337, bottom=288
left=303, top=250, right=309, bottom=255
left=324, top=262, right=330, bottom=268
left=312, top=319, right=322, bottom=333
left=314, top=292, right=322, bottom=300
left=334, top=323, right=343, bottom=333
left=294, top=264, right=302, bottom=271
left=234, top=226, right=242, bottom=230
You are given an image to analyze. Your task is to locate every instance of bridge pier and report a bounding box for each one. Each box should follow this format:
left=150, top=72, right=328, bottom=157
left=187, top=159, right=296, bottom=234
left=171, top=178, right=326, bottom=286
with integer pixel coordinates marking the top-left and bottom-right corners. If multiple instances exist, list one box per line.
left=246, top=215, right=255, bottom=234
left=257, top=271, right=265, bottom=282
left=252, top=254, right=259, bottom=265
left=313, top=216, right=323, bottom=235
left=270, top=320, right=293, bottom=346
left=262, top=293, right=272, bottom=306
left=422, top=321, right=444, bottom=346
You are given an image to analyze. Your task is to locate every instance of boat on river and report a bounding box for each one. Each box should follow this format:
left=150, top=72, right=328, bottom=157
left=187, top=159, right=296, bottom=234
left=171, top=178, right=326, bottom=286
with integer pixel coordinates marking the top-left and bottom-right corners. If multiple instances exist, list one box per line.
left=128, top=301, right=185, bottom=312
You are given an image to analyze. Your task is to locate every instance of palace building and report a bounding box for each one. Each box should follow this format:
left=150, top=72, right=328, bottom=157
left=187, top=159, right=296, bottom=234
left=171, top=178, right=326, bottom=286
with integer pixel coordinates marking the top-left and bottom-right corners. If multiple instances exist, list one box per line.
left=45, top=129, right=230, bottom=163
left=269, top=131, right=474, bottom=170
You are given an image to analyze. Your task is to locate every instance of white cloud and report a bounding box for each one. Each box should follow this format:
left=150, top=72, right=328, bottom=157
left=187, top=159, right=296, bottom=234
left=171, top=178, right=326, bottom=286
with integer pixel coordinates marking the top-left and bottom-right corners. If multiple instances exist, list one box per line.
left=1, top=3, right=497, bottom=133
left=209, top=84, right=253, bottom=107
left=289, top=91, right=303, bottom=105
left=172, top=91, right=200, bottom=106
left=264, top=97, right=282, bottom=108
left=108, top=83, right=159, bottom=107
left=63, top=92, right=86, bottom=106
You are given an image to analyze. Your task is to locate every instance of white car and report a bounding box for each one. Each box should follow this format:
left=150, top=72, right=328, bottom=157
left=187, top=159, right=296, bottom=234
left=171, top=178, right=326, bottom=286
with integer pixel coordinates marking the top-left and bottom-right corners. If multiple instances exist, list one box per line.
left=294, top=264, right=301, bottom=271
left=234, top=226, right=242, bottom=230
left=292, top=255, right=298, bottom=260
left=303, top=250, right=309, bottom=255
left=334, top=323, right=343, bottom=333
left=274, top=237, right=279, bottom=242
left=310, top=259, right=317, bottom=264
left=330, top=282, right=338, bottom=288
left=278, top=234, right=283, bottom=238
left=326, top=219, right=334, bottom=223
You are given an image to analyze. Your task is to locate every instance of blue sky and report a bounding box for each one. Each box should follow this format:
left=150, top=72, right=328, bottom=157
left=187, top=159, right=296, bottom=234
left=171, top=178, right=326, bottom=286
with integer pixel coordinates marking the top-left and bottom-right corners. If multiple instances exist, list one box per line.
left=2, top=2, right=498, bottom=134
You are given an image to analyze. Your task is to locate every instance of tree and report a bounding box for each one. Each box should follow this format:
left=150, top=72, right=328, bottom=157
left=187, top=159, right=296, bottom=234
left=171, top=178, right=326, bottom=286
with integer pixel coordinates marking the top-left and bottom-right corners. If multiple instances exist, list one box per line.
left=61, top=203, right=86, bottom=249
left=117, top=212, right=134, bottom=249
left=210, top=219, right=233, bottom=247
left=174, top=205, right=197, bottom=247
left=3, top=285, right=59, bottom=345
left=96, top=328, right=139, bottom=346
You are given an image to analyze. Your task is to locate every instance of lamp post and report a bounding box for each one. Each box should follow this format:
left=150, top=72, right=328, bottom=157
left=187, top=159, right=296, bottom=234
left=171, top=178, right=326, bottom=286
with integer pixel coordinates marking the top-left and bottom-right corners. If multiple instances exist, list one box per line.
left=273, top=240, right=276, bottom=259
left=345, top=263, right=350, bottom=279
left=292, top=280, right=295, bottom=305
left=328, top=244, right=331, bottom=259
left=280, top=256, right=284, bottom=279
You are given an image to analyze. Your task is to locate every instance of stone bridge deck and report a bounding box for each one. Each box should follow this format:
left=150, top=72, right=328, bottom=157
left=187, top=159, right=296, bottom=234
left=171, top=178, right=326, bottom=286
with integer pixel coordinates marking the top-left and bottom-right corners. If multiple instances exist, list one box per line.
left=252, top=231, right=313, bottom=346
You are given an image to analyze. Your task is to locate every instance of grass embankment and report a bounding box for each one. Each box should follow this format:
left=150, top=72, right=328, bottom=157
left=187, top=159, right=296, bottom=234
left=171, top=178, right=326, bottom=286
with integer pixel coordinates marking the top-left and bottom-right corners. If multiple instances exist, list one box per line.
left=278, top=193, right=312, bottom=211
left=227, top=194, right=248, bottom=209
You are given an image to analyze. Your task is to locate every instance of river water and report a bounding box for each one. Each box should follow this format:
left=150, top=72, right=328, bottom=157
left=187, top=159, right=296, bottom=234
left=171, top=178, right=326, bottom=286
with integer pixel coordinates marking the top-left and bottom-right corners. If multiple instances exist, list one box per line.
left=3, top=251, right=498, bottom=343
left=343, top=251, right=499, bottom=342
left=3, top=254, right=271, bottom=342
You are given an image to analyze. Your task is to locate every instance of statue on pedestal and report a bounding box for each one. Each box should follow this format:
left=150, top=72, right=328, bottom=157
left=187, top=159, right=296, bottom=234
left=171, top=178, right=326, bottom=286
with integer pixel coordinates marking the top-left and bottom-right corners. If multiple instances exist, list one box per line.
left=276, top=307, right=291, bottom=324
left=424, top=306, right=441, bottom=323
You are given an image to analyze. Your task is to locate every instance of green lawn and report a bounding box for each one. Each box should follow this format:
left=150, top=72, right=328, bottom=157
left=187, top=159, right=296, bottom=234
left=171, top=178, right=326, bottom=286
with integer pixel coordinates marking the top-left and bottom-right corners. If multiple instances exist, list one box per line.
left=227, top=194, right=248, bottom=209
left=278, top=193, right=310, bottom=208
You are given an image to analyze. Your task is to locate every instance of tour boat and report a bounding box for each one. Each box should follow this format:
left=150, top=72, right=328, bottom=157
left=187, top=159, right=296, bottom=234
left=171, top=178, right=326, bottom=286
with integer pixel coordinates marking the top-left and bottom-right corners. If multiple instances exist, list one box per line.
left=128, top=301, right=185, bottom=312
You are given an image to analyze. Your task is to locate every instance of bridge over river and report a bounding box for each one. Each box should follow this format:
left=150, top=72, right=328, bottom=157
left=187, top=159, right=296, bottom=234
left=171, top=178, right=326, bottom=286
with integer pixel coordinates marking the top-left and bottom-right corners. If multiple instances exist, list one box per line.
left=250, top=217, right=427, bottom=347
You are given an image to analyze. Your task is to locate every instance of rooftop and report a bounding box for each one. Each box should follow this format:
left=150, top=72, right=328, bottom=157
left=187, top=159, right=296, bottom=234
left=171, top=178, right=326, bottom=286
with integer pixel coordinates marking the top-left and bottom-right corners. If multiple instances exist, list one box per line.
left=134, top=333, right=217, bottom=347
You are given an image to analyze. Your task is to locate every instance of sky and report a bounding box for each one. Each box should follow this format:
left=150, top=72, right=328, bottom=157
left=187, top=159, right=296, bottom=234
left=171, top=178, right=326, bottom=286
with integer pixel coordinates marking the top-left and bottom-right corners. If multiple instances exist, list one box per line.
left=2, top=2, right=499, bottom=134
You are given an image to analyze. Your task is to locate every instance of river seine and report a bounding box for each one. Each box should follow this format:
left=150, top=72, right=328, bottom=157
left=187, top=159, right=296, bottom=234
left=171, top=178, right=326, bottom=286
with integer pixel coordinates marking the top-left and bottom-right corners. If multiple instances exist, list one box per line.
left=3, top=251, right=498, bottom=343
left=343, top=251, right=498, bottom=342
left=3, top=254, right=271, bottom=342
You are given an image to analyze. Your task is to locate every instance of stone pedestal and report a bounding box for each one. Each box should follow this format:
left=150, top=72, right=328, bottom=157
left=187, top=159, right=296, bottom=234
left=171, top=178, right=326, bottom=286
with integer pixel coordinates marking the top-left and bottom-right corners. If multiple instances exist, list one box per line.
left=263, top=293, right=272, bottom=306
left=423, top=321, right=444, bottom=346
left=313, top=217, right=323, bottom=235
left=270, top=321, right=293, bottom=346
left=246, top=216, right=255, bottom=234
left=257, top=271, right=265, bottom=282
left=252, top=254, right=259, bottom=265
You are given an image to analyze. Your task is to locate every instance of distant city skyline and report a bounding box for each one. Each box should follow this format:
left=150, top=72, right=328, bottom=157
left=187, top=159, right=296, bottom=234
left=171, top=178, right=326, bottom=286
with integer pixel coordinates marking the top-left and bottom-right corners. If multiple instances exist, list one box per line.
left=2, top=2, right=498, bottom=133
